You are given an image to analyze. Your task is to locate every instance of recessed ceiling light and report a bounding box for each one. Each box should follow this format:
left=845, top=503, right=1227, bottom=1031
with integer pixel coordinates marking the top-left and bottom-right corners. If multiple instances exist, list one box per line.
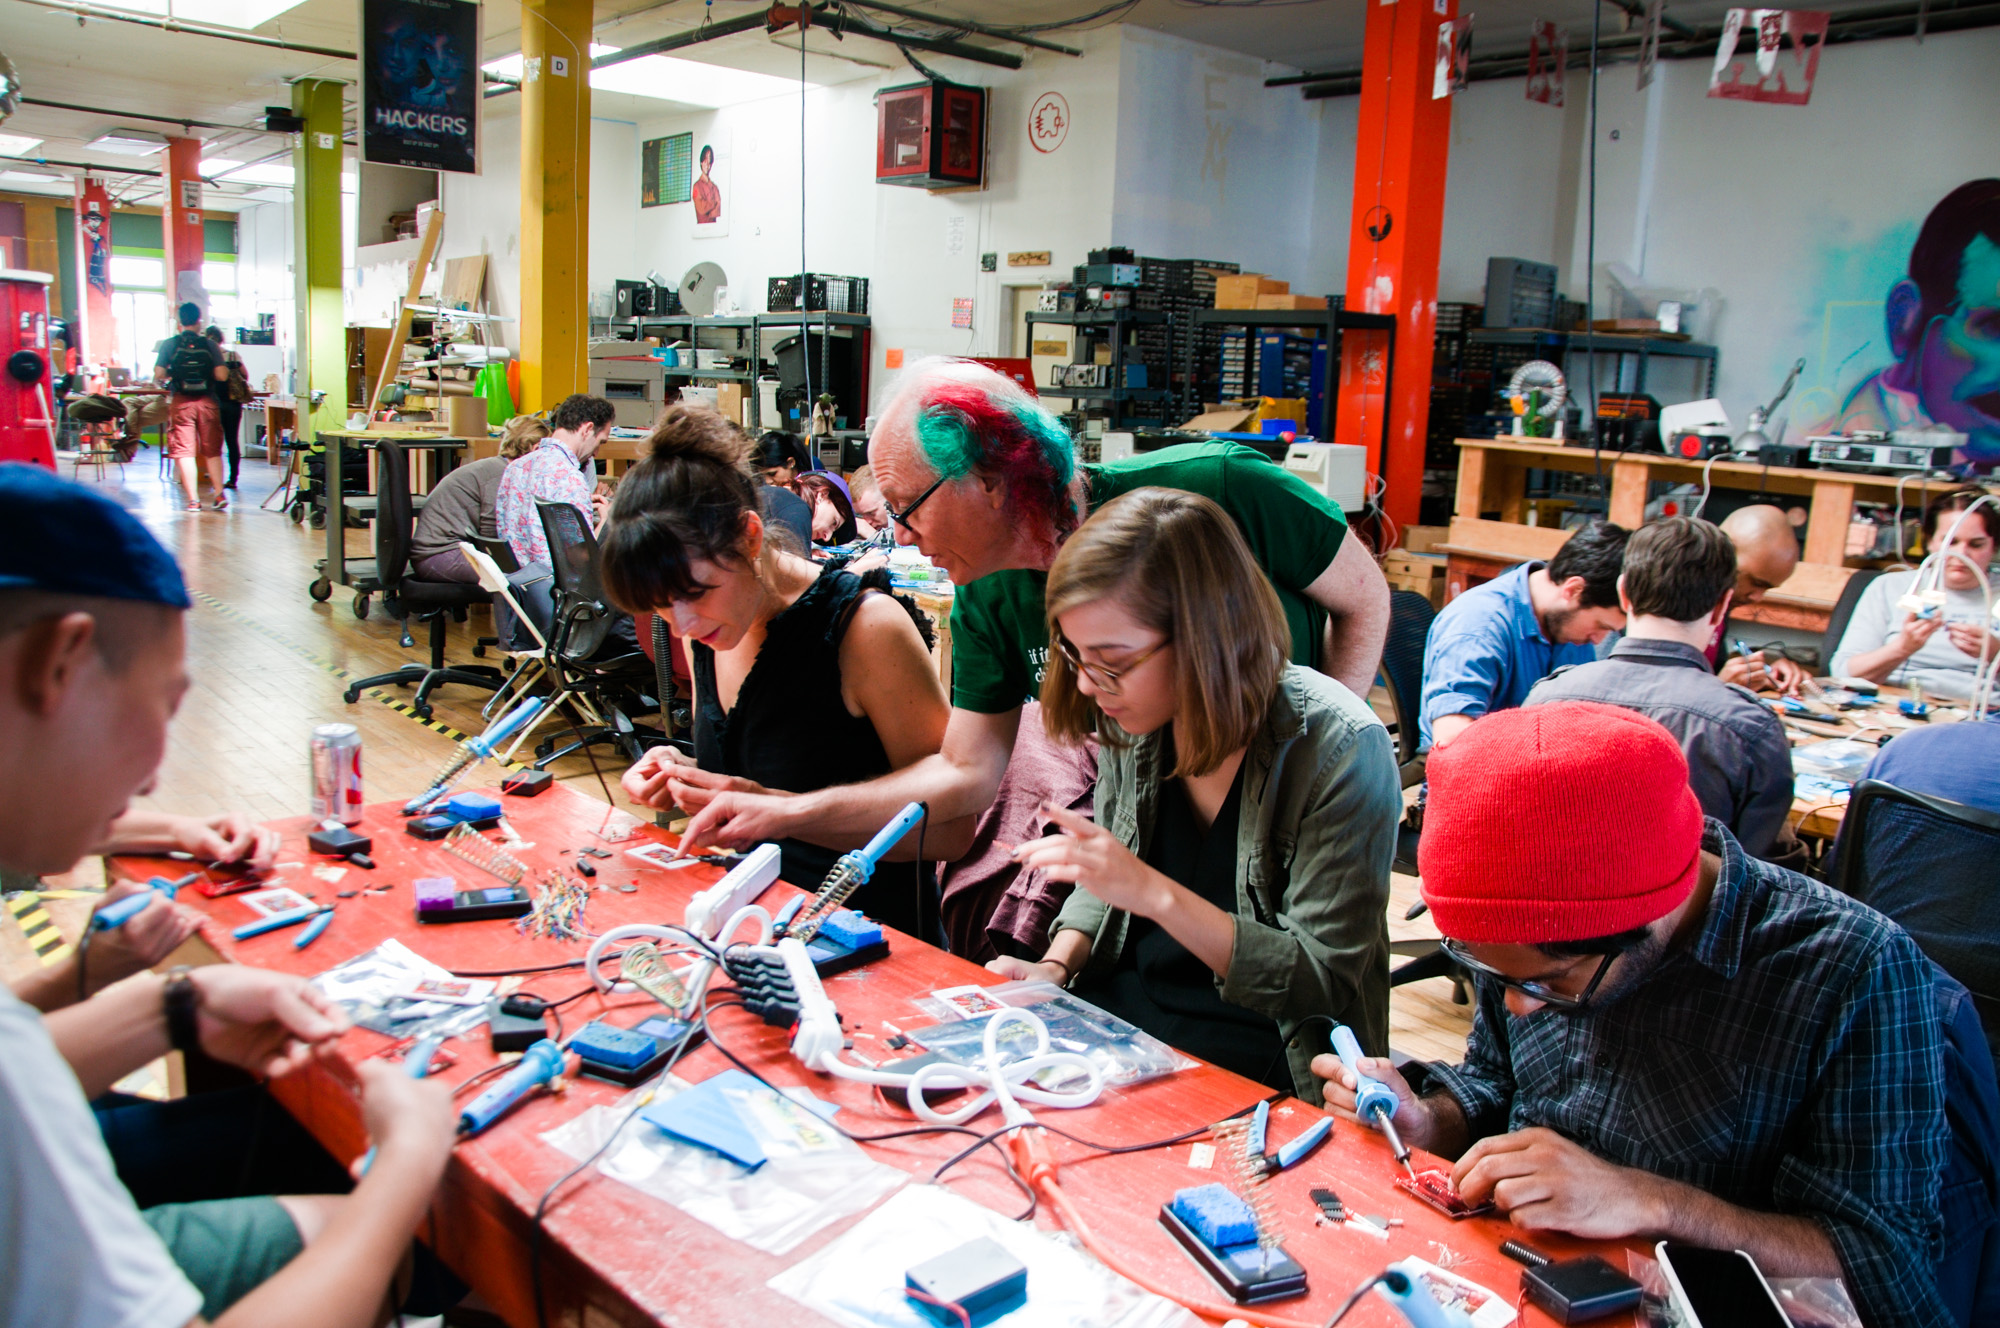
left=89, top=128, right=169, bottom=155
left=482, top=44, right=813, bottom=106
left=0, top=133, right=43, bottom=157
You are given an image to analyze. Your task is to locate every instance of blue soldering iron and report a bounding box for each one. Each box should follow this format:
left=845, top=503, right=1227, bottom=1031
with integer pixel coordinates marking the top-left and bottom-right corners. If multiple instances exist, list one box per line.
left=403, top=696, right=548, bottom=815
left=788, top=802, right=926, bottom=940
left=1333, top=1023, right=1415, bottom=1179
left=92, top=874, right=197, bottom=930
left=357, top=1035, right=451, bottom=1176
left=458, top=1039, right=566, bottom=1137
left=1376, top=1259, right=1474, bottom=1328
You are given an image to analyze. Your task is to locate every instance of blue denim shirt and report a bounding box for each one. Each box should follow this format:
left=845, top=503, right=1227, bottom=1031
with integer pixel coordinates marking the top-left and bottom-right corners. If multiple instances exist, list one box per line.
left=1418, top=561, right=1595, bottom=748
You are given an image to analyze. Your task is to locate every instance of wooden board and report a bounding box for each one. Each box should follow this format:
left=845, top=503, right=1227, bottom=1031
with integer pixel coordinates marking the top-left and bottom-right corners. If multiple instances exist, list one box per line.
left=365, top=209, right=446, bottom=420
left=1442, top=517, right=1571, bottom=562
left=438, top=254, right=487, bottom=312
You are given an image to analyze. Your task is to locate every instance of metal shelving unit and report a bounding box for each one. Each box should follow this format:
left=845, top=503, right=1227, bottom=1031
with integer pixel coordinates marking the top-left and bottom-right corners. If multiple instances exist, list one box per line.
left=1465, top=328, right=1719, bottom=404
left=597, top=311, right=871, bottom=431
left=1027, top=308, right=1174, bottom=431
left=1187, top=307, right=1397, bottom=445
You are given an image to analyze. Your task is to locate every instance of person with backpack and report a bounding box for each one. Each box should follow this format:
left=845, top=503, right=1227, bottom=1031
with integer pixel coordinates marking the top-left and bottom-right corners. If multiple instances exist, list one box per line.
left=151, top=302, right=228, bottom=511
left=206, top=325, right=251, bottom=491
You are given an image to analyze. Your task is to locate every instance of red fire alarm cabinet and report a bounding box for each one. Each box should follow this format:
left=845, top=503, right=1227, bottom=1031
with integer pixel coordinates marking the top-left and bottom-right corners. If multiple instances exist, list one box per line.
left=875, top=80, right=985, bottom=189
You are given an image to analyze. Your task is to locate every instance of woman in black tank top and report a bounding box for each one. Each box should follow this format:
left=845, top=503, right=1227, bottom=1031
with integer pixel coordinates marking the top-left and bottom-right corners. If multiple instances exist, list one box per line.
left=600, top=407, right=950, bottom=940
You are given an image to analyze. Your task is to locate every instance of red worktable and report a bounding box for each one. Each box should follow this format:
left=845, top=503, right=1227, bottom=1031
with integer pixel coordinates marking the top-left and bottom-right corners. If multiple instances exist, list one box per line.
left=122, top=785, right=1638, bottom=1328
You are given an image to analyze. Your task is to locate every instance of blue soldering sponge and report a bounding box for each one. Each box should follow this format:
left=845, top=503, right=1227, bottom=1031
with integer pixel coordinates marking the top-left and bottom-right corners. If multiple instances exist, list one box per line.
left=818, top=908, right=884, bottom=950
left=1170, top=1184, right=1257, bottom=1248
left=445, top=792, right=504, bottom=824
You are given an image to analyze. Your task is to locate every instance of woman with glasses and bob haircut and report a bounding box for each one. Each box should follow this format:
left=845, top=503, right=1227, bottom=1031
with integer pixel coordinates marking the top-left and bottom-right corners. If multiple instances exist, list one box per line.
left=604, top=406, right=953, bottom=940
left=987, top=488, right=1400, bottom=1101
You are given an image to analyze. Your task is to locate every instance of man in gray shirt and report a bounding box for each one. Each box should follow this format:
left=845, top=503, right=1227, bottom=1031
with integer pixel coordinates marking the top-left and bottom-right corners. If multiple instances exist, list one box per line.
left=1528, top=517, right=1796, bottom=860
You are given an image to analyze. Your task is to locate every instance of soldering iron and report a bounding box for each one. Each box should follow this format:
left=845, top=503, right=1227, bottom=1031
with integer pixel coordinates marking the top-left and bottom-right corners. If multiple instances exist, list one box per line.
left=459, top=1038, right=566, bottom=1136
left=403, top=696, right=548, bottom=815
left=91, top=874, right=198, bottom=930
left=786, top=801, right=926, bottom=941
left=1333, top=1023, right=1415, bottom=1179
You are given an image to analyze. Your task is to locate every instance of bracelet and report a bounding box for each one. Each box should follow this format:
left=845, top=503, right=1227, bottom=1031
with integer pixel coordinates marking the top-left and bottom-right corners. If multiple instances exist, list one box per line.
left=162, top=965, right=200, bottom=1054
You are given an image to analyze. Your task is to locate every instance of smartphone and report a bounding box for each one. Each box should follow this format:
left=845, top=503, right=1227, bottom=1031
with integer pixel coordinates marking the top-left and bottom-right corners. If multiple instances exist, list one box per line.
left=1655, top=1242, right=1789, bottom=1328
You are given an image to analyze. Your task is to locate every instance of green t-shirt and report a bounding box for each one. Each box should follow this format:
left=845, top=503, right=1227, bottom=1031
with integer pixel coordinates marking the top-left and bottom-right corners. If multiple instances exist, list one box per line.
left=949, top=442, right=1349, bottom=713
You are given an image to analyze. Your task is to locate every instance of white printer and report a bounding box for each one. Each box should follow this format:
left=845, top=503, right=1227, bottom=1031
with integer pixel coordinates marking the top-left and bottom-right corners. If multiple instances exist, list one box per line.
left=587, top=340, right=667, bottom=429
left=1281, top=442, right=1368, bottom=513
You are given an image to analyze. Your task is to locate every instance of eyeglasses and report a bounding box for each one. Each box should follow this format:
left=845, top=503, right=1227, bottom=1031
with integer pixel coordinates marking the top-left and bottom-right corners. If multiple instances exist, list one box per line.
left=1438, top=938, right=1623, bottom=1013
left=882, top=473, right=949, bottom=531
left=1054, top=632, right=1171, bottom=696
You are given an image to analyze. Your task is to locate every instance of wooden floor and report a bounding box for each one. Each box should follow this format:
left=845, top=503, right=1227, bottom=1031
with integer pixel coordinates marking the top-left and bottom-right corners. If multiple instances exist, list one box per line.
left=3, top=451, right=1472, bottom=1064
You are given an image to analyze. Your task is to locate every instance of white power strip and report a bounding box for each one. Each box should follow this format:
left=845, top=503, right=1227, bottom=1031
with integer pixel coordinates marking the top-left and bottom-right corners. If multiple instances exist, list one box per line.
left=684, top=843, right=782, bottom=939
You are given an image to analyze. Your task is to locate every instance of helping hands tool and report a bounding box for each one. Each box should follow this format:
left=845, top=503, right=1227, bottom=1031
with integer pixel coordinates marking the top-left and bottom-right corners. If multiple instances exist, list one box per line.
left=403, top=696, right=547, bottom=815
left=92, top=873, right=198, bottom=930
left=1333, top=1023, right=1415, bottom=1179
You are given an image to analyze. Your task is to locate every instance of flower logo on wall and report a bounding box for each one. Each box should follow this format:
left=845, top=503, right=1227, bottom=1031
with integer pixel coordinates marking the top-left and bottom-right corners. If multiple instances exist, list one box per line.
left=1029, top=92, right=1070, bottom=154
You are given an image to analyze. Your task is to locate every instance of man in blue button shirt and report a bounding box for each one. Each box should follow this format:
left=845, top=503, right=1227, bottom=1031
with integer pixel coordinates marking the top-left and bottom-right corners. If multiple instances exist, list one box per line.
left=1419, top=520, right=1630, bottom=748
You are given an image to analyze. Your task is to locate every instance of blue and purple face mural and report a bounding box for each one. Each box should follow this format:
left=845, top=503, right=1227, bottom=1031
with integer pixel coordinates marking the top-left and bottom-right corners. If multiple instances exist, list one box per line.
left=1831, top=179, right=2000, bottom=467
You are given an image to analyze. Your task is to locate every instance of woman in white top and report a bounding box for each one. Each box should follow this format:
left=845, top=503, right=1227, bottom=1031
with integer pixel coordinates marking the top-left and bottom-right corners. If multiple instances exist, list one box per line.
left=1831, top=488, right=1999, bottom=700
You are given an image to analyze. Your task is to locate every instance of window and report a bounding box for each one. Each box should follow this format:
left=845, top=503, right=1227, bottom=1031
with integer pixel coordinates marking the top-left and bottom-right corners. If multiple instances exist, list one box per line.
left=109, top=254, right=164, bottom=288
left=204, top=260, right=236, bottom=293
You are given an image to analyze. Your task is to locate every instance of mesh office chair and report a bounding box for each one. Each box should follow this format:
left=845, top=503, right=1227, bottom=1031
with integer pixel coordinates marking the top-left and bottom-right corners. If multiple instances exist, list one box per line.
left=340, top=444, right=506, bottom=718
left=1830, top=778, right=2000, bottom=1067
left=532, top=500, right=665, bottom=767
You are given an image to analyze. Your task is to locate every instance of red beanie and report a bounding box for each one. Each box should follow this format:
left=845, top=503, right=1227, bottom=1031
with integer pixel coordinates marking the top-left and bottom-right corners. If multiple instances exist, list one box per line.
left=1418, top=702, right=1702, bottom=944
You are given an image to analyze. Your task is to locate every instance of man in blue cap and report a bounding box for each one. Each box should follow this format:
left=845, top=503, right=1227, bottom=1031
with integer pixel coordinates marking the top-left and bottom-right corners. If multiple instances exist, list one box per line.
left=0, top=464, right=460, bottom=1327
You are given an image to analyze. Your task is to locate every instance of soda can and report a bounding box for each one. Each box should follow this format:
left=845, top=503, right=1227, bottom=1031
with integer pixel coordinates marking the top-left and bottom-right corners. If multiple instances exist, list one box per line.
left=310, top=723, right=365, bottom=825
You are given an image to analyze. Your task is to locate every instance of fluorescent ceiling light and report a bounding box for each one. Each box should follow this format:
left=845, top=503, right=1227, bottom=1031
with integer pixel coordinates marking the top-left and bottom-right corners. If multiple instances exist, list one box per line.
left=90, top=128, right=169, bottom=155
left=0, top=134, right=44, bottom=157
left=0, top=170, right=63, bottom=184
left=199, top=157, right=242, bottom=175
left=484, top=44, right=814, bottom=107
left=244, top=187, right=290, bottom=202
left=214, top=161, right=294, bottom=186
left=86, top=0, right=310, bottom=30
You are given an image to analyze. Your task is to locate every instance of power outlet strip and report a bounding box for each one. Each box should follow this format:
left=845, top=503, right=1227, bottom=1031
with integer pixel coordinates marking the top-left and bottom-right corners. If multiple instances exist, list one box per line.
left=683, top=842, right=782, bottom=937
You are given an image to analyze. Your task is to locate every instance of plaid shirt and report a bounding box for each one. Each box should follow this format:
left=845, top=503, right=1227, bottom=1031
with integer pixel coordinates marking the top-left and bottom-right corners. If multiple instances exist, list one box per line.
left=1424, top=822, right=1952, bottom=1328
left=495, top=438, right=592, bottom=569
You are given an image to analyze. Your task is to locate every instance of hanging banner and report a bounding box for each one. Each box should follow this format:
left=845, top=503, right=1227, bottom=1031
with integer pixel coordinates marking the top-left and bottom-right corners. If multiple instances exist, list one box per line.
left=1526, top=20, right=1567, bottom=106
left=1434, top=15, right=1473, bottom=99
left=361, top=0, right=481, bottom=174
left=1708, top=8, right=1830, bottom=105
left=1637, top=0, right=1665, bottom=89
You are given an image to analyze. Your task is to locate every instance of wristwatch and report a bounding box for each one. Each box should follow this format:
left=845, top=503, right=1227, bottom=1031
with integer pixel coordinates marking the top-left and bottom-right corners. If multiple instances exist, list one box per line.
left=162, top=965, right=200, bottom=1054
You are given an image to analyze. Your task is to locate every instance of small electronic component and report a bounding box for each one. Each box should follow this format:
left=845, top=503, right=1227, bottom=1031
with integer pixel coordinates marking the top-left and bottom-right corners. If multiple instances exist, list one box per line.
left=575, top=856, right=597, bottom=878
left=1309, top=1187, right=1347, bottom=1223
left=1396, top=1168, right=1496, bottom=1219
left=405, top=813, right=460, bottom=840
left=903, top=1238, right=1028, bottom=1328
left=415, top=875, right=533, bottom=923
left=308, top=825, right=373, bottom=858
left=1161, top=1182, right=1307, bottom=1303
left=502, top=768, right=553, bottom=797
left=440, top=823, right=528, bottom=885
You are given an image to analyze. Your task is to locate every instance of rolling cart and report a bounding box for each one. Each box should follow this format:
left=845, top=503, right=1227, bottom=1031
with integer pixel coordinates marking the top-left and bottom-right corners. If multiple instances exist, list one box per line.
left=306, top=430, right=467, bottom=619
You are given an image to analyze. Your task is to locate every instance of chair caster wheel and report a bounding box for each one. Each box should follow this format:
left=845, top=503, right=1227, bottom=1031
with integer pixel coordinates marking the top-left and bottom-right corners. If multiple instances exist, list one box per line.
left=352, top=595, right=370, bottom=619
left=413, top=703, right=433, bottom=720
left=342, top=685, right=361, bottom=704
left=309, top=578, right=332, bottom=602
left=472, top=644, right=486, bottom=658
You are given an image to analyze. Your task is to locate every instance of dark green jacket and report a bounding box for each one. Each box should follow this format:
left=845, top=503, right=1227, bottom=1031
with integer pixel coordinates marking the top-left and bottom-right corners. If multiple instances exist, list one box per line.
left=1050, top=665, right=1400, bottom=1104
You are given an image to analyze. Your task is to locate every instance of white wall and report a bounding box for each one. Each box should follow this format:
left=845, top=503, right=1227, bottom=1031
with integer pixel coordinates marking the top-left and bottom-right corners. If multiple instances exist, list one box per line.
left=234, top=199, right=297, bottom=391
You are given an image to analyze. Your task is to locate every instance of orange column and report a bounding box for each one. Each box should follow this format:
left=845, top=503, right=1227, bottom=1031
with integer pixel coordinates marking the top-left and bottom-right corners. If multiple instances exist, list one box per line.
left=1336, top=0, right=1456, bottom=535
left=162, top=136, right=207, bottom=318
left=72, top=176, right=117, bottom=371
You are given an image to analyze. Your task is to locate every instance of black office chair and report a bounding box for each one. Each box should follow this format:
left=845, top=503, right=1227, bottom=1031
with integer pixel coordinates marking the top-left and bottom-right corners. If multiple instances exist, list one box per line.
left=1822, top=567, right=1883, bottom=673
left=531, top=500, right=665, bottom=768
left=341, top=444, right=506, bottom=718
left=1829, top=778, right=2000, bottom=1067
left=1377, top=589, right=1470, bottom=1003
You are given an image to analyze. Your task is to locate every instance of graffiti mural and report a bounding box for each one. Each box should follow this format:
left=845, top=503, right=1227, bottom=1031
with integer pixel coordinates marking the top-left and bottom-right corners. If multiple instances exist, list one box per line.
left=1798, top=180, right=2000, bottom=468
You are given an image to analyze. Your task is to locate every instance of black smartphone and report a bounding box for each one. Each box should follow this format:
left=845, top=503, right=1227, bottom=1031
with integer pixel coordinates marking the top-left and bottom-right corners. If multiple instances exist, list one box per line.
left=1656, top=1242, right=1790, bottom=1328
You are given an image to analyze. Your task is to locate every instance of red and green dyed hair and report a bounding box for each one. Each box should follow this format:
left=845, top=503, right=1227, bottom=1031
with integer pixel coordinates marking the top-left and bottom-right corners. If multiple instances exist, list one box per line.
left=908, top=368, right=1080, bottom=544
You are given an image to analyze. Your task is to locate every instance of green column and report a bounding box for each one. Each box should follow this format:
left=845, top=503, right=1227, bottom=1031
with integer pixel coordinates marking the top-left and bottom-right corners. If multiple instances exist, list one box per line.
left=292, top=79, right=346, bottom=443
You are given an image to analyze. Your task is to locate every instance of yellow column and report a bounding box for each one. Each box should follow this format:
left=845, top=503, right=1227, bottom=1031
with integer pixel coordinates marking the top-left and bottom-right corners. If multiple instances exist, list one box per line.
left=292, top=78, right=346, bottom=442
left=520, top=0, right=592, bottom=411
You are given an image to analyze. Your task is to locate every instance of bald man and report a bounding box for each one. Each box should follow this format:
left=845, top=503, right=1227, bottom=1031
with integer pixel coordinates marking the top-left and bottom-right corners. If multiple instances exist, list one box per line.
left=1716, top=505, right=1808, bottom=695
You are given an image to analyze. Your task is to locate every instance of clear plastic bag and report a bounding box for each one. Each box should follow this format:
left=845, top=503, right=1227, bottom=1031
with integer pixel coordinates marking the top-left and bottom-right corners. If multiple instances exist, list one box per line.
left=767, top=1182, right=1200, bottom=1328
left=903, top=980, right=1190, bottom=1090
left=1790, top=739, right=1877, bottom=782
left=540, top=1075, right=906, bottom=1255
left=1627, top=1248, right=1861, bottom=1328
left=310, top=939, right=488, bottom=1040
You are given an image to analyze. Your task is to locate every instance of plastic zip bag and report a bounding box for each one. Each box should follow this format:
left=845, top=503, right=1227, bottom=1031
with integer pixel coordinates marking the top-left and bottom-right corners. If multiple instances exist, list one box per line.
left=310, top=939, right=489, bottom=1041
left=540, top=1074, right=906, bottom=1255
left=904, top=980, right=1191, bottom=1090
left=767, top=1183, right=1200, bottom=1328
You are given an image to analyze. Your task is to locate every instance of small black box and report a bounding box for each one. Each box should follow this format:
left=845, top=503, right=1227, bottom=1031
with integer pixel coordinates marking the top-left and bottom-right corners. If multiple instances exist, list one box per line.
left=503, top=769, right=553, bottom=798
left=308, top=825, right=373, bottom=857
left=1522, top=1256, right=1644, bottom=1323
left=488, top=998, right=547, bottom=1053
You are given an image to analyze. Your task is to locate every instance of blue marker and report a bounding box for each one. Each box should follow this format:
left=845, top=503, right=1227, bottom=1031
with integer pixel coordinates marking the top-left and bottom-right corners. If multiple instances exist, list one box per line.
left=93, top=874, right=197, bottom=930
left=1333, top=1023, right=1414, bottom=1179
left=232, top=906, right=321, bottom=941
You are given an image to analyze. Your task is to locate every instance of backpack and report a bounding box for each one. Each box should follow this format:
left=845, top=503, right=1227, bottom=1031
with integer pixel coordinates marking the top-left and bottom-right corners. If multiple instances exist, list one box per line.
left=223, top=356, right=252, bottom=403
left=168, top=333, right=215, bottom=394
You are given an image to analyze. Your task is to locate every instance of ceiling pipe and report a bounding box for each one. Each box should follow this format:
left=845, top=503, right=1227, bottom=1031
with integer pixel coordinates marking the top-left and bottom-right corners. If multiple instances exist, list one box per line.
left=838, top=1, right=1083, bottom=55
left=20, top=96, right=281, bottom=135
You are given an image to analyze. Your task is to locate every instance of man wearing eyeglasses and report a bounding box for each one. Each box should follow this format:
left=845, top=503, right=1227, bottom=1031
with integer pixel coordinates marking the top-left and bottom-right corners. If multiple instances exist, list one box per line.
left=1316, top=701, right=1984, bottom=1328
left=670, top=356, right=1390, bottom=867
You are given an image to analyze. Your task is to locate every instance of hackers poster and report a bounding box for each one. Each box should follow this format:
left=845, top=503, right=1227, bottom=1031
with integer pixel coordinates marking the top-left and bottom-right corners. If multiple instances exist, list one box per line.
left=362, top=0, right=480, bottom=175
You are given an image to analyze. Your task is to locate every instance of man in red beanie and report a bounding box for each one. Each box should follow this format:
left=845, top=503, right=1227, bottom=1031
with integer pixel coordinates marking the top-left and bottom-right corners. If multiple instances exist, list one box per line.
left=1317, top=701, right=1973, bottom=1328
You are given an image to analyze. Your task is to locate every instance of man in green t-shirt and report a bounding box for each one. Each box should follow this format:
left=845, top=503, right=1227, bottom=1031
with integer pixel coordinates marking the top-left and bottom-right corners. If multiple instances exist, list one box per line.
left=669, top=356, right=1389, bottom=862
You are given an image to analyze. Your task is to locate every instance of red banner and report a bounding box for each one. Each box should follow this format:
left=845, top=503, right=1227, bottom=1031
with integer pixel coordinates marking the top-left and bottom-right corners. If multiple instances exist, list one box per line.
left=1709, top=8, right=1830, bottom=105
left=1526, top=20, right=1567, bottom=106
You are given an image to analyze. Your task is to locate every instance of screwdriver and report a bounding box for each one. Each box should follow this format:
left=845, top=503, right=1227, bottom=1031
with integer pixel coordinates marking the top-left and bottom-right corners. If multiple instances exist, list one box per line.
left=1332, top=1023, right=1415, bottom=1179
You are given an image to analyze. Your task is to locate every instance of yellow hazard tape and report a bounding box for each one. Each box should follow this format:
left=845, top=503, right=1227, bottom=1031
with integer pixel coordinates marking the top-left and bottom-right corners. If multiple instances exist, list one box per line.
left=6, top=890, right=69, bottom=968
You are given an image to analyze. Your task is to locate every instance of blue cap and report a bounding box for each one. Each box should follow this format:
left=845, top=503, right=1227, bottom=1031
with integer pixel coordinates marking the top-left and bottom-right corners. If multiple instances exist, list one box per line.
left=0, top=463, right=190, bottom=609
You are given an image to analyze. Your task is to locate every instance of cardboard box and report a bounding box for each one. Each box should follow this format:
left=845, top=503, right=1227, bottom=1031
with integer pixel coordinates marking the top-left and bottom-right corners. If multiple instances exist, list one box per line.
left=1181, top=405, right=1258, bottom=434
left=1214, top=274, right=1290, bottom=308
left=715, top=383, right=746, bottom=426
left=1382, top=551, right=1446, bottom=578
left=1386, top=569, right=1444, bottom=609
left=1255, top=293, right=1327, bottom=311
left=1402, top=525, right=1448, bottom=554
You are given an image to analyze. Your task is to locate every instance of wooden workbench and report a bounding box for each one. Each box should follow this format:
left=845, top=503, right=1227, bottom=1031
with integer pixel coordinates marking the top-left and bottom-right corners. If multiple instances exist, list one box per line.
left=122, top=785, right=1636, bottom=1328
left=1780, top=686, right=1970, bottom=838
left=1446, top=437, right=1965, bottom=632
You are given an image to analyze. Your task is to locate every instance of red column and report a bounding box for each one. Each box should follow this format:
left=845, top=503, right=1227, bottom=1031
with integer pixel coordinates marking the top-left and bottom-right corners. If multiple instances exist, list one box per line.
left=72, top=176, right=117, bottom=373
left=162, top=136, right=208, bottom=319
left=1336, top=0, right=1456, bottom=536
